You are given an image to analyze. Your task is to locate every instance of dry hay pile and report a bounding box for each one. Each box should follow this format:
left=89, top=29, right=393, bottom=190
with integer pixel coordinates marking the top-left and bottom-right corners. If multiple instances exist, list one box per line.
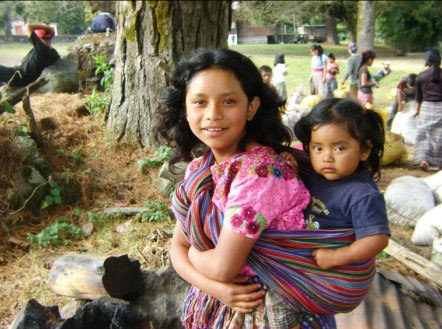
left=0, top=92, right=170, bottom=327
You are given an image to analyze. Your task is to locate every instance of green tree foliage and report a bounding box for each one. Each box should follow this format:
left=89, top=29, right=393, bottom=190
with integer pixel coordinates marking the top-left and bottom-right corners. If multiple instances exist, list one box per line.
left=24, top=1, right=87, bottom=35
left=376, top=1, right=442, bottom=52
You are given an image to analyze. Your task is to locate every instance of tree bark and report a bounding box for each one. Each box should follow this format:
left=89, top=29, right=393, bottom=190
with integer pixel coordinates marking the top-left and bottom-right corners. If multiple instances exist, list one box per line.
left=107, top=1, right=231, bottom=148
left=325, top=13, right=339, bottom=45
left=357, top=1, right=376, bottom=51
left=4, top=3, right=13, bottom=42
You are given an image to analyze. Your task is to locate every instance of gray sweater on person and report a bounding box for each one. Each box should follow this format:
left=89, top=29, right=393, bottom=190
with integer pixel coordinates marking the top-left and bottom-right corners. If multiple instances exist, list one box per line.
left=343, top=53, right=362, bottom=85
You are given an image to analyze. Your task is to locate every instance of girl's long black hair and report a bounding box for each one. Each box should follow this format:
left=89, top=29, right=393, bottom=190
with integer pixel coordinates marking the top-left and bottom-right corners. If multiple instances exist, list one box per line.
left=310, top=44, right=324, bottom=56
left=155, top=48, right=292, bottom=167
left=294, top=98, right=385, bottom=179
left=358, top=50, right=376, bottom=81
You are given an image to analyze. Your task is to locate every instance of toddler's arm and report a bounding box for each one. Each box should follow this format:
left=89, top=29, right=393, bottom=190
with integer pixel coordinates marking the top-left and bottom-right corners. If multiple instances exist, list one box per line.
left=313, top=233, right=389, bottom=269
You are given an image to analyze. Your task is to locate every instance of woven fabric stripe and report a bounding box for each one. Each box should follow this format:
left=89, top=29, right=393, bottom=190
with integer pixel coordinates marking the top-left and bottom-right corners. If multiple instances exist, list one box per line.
left=415, top=101, right=442, bottom=167
left=171, top=151, right=375, bottom=321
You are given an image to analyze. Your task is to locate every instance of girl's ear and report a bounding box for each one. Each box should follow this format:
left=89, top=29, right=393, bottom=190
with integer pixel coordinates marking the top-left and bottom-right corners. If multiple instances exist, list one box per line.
left=247, top=97, right=260, bottom=121
left=360, top=140, right=373, bottom=161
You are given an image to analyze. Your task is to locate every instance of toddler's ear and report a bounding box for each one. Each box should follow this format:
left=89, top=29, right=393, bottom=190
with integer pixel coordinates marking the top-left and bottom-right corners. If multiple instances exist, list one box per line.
left=247, top=97, right=260, bottom=121
left=360, top=140, right=373, bottom=161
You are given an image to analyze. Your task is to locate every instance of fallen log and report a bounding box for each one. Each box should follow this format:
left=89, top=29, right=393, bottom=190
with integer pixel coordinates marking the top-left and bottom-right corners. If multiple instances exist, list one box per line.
left=49, top=254, right=144, bottom=300
left=384, top=238, right=442, bottom=288
left=0, top=77, right=48, bottom=114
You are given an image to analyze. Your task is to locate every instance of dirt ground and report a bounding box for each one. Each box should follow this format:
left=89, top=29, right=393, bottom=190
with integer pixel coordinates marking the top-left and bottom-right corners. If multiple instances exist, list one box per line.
left=0, top=92, right=437, bottom=327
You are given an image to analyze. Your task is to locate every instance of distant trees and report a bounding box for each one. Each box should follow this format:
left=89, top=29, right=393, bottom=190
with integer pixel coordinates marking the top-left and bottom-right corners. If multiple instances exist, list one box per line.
left=376, top=1, right=442, bottom=52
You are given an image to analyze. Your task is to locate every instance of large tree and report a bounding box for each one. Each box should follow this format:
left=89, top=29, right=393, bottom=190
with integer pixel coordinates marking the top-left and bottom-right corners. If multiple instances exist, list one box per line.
left=357, top=1, right=376, bottom=51
left=107, top=1, right=231, bottom=148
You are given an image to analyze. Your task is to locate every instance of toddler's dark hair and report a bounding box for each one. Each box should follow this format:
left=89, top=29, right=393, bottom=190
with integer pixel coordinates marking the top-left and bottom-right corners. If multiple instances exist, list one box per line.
left=294, top=98, right=385, bottom=179
left=327, top=52, right=335, bottom=61
left=155, top=48, right=291, bottom=167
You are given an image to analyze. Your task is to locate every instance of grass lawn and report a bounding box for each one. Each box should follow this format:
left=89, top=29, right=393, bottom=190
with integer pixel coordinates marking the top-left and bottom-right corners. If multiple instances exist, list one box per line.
left=231, top=44, right=426, bottom=109
left=0, top=42, right=74, bottom=58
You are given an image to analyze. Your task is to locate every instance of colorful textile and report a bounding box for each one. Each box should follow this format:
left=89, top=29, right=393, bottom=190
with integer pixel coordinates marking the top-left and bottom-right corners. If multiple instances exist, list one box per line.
left=415, top=101, right=442, bottom=167
left=172, top=150, right=376, bottom=326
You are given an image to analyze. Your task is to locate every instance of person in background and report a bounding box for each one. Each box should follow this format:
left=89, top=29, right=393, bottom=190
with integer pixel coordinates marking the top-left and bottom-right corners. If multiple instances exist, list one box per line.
left=272, top=53, right=288, bottom=104
left=0, top=23, right=59, bottom=87
left=91, top=12, right=116, bottom=34
left=373, top=61, right=392, bottom=82
left=386, top=73, right=417, bottom=130
left=341, top=42, right=362, bottom=101
left=309, top=44, right=328, bottom=98
left=259, top=65, right=279, bottom=96
left=413, top=47, right=442, bottom=171
left=325, top=52, right=339, bottom=98
left=357, top=50, right=379, bottom=107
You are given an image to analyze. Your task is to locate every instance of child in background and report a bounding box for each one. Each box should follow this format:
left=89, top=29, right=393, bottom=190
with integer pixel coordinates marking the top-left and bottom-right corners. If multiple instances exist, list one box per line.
left=157, top=48, right=338, bottom=329
left=325, top=52, right=339, bottom=98
left=357, top=50, right=379, bottom=107
left=292, top=98, right=390, bottom=270
left=309, top=44, right=328, bottom=98
left=374, top=61, right=391, bottom=82
left=259, top=65, right=279, bottom=96
left=386, top=73, right=417, bottom=130
left=272, top=53, right=288, bottom=104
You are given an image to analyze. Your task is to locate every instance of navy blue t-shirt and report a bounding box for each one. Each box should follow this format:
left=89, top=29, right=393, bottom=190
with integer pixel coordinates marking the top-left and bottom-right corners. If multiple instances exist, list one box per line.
left=303, top=171, right=390, bottom=240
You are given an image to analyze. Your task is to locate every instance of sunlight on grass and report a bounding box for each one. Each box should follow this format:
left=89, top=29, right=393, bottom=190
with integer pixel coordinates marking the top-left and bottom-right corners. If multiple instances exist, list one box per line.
left=0, top=42, right=74, bottom=57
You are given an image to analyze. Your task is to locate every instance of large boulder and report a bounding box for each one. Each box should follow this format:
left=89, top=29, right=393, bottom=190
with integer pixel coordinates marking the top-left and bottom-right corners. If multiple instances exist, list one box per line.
left=36, top=58, right=79, bottom=94
left=384, top=176, right=435, bottom=227
left=65, top=32, right=115, bottom=92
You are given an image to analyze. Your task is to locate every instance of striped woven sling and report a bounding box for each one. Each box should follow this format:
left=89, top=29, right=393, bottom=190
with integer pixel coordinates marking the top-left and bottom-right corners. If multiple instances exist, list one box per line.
left=172, top=150, right=376, bottom=319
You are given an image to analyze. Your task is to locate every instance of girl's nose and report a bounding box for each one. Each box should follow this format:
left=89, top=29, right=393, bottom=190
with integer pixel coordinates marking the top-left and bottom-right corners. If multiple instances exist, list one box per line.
left=206, top=102, right=223, bottom=120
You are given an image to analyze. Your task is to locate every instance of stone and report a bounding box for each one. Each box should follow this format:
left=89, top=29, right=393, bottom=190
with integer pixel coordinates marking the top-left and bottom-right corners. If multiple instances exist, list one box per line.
left=384, top=176, right=435, bottom=227
left=36, top=59, right=79, bottom=94
left=132, top=266, right=189, bottom=329
left=17, top=136, right=50, bottom=176
left=158, top=162, right=188, bottom=182
left=9, top=298, right=62, bottom=329
left=59, top=300, right=86, bottom=320
left=39, top=117, right=58, bottom=131
left=157, top=177, right=175, bottom=197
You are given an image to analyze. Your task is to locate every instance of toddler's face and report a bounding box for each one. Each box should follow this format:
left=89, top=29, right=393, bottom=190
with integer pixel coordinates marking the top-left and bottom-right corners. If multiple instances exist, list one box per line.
left=308, top=123, right=371, bottom=181
left=261, top=71, right=272, bottom=84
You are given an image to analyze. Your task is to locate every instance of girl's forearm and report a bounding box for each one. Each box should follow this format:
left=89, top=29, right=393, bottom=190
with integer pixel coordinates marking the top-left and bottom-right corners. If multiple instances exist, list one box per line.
left=188, top=247, right=224, bottom=280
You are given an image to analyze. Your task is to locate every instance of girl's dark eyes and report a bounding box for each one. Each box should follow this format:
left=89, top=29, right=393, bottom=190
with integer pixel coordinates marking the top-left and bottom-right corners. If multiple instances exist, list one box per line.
left=336, top=146, right=346, bottom=151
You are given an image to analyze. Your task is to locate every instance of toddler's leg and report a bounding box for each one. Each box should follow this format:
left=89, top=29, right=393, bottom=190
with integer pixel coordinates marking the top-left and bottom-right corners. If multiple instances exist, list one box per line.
left=265, top=289, right=301, bottom=329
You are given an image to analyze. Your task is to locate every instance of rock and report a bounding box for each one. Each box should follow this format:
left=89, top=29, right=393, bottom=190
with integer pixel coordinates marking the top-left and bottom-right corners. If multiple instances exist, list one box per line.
left=74, top=104, right=90, bottom=116
left=59, top=300, right=86, bottom=320
left=132, top=266, right=189, bottom=329
left=384, top=176, right=435, bottom=227
left=17, top=136, right=50, bottom=177
left=158, top=162, right=188, bottom=197
left=9, top=298, right=62, bottom=329
left=36, top=58, right=79, bottom=94
left=411, top=204, right=442, bottom=245
left=65, top=33, right=115, bottom=92
left=59, top=297, right=149, bottom=329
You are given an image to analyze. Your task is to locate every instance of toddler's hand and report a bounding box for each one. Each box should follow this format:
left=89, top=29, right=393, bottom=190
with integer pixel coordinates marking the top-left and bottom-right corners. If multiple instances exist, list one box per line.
left=279, top=151, right=298, bottom=176
left=312, top=248, right=337, bottom=269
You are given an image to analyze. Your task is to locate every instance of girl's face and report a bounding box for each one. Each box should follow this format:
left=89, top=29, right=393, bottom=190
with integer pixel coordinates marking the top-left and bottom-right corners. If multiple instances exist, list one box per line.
left=311, top=49, right=318, bottom=56
left=309, top=122, right=371, bottom=181
left=366, top=58, right=374, bottom=66
left=185, top=68, right=260, bottom=163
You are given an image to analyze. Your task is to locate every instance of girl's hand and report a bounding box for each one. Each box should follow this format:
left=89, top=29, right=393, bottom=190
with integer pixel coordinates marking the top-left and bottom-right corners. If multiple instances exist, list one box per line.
left=312, top=248, right=337, bottom=269
left=279, top=152, right=298, bottom=176
left=211, top=276, right=266, bottom=313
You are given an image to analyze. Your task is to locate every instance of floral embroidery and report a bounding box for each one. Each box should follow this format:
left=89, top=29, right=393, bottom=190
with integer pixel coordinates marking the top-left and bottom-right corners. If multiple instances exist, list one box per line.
left=230, top=161, right=241, bottom=174
left=272, top=166, right=282, bottom=179
left=225, top=206, right=267, bottom=239
left=188, top=159, right=201, bottom=172
left=242, top=206, right=256, bottom=219
left=255, top=165, right=269, bottom=177
left=283, top=169, right=294, bottom=180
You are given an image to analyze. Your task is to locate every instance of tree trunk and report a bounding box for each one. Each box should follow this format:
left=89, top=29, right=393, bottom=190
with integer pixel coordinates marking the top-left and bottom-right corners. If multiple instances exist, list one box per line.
left=357, top=1, right=376, bottom=51
left=325, top=13, right=339, bottom=45
left=107, top=1, right=231, bottom=148
left=4, top=3, right=13, bottom=42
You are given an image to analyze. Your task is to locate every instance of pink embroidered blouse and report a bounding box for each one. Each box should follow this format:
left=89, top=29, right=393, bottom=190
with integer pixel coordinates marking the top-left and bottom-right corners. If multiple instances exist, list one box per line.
left=186, top=146, right=310, bottom=276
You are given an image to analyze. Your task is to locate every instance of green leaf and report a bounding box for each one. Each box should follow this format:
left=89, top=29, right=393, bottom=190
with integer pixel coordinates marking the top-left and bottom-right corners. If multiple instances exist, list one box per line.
left=51, top=188, right=61, bottom=197
left=54, top=196, right=62, bottom=204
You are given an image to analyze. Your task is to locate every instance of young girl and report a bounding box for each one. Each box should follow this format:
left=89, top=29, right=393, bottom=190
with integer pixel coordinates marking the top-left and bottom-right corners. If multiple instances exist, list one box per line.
left=325, top=52, right=339, bottom=98
left=156, top=48, right=338, bottom=329
left=309, top=44, right=328, bottom=98
left=293, top=98, right=390, bottom=270
left=357, top=50, right=379, bottom=107
left=272, top=52, right=288, bottom=104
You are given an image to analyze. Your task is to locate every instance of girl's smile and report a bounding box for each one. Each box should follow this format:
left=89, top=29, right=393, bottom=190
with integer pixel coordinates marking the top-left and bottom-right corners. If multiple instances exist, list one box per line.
left=185, top=68, right=260, bottom=163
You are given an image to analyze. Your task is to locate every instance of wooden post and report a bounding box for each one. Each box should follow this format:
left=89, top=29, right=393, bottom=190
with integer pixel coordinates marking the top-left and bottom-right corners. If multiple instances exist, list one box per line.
left=22, top=92, right=43, bottom=148
left=49, top=254, right=144, bottom=300
left=0, top=77, right=48, bottom=114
